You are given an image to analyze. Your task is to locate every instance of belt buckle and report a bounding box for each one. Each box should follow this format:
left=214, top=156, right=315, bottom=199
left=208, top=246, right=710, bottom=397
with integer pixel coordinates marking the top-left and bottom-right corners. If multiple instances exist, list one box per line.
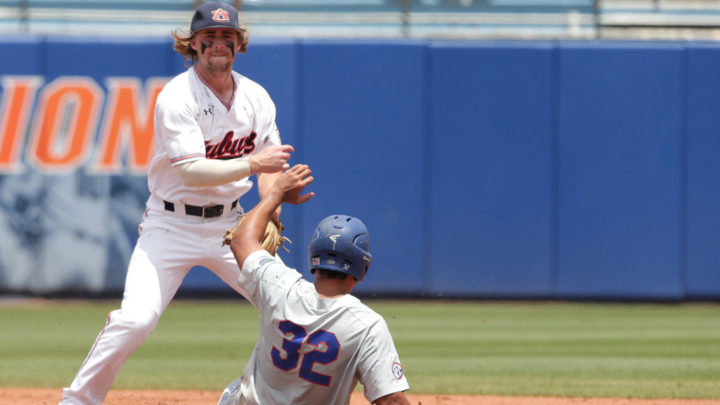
left=202, top=204, right=223, bottom=218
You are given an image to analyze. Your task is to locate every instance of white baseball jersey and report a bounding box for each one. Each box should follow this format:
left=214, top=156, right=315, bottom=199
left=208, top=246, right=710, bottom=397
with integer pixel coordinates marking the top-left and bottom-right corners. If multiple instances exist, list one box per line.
left=149, top=65, right=281, bottom=209
left=60, top=66, right=282, bottom=405
left=226, top=250, right=410, bottom=405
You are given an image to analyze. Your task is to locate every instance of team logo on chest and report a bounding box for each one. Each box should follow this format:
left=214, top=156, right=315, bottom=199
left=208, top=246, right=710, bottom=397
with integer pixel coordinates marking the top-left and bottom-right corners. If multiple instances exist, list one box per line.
left=205, top=130, right=257, bottom=159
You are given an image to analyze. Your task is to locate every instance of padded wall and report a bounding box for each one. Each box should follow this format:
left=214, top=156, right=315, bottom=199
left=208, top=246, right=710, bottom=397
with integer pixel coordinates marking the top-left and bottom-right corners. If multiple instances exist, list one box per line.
left=428, top=41, right=555, bottom=297
left=1, top=36, right=719, bottom=299
left=685, top=43, right=720, bottom=299
left=298, top=40, right=426, bottom=293
left=555, top=42, right=686, bottom=300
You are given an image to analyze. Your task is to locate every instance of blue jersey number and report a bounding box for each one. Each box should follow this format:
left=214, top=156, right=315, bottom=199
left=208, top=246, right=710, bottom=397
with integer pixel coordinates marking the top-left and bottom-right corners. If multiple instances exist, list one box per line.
left=271, top=320, right=340, bottom=386
left=271, top=320, right=306, bottom=371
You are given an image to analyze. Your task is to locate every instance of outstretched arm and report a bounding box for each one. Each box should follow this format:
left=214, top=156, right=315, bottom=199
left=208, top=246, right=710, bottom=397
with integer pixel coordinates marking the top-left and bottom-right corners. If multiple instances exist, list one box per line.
left=174, top=144, right=294, bottom=187
left=230, top=164, right=314, bottom=267
left=257, top=171, right=280, bottom=200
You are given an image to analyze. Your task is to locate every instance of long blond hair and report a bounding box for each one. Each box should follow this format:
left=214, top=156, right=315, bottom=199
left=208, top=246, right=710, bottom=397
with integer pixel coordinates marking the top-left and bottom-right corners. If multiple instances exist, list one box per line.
left=171, top=28, right=249, bottom=66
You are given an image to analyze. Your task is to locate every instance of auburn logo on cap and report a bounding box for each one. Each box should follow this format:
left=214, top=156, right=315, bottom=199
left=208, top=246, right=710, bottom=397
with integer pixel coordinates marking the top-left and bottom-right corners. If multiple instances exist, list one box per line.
left=211, top=8, right=229, bottom=22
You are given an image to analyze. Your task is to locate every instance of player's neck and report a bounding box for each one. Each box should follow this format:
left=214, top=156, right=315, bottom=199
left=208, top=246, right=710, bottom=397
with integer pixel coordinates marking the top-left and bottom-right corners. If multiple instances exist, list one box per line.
left=315, top=278, right=355, bottom=298
left=317, top=291, right=345, bottom=299
left=195, top=65, right=235, bottom=103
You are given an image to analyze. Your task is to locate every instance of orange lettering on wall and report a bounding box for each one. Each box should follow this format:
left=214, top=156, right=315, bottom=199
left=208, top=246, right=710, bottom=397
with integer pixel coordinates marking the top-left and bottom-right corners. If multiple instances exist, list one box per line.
left=0, top=76, right=43, bottom=171
left=96, top=78, right=167, bottom=173
left=30, top=77, right=102, bottom=170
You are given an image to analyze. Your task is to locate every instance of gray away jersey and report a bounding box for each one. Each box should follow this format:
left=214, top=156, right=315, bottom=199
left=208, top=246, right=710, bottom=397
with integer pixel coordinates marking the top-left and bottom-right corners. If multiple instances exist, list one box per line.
left=236, top=250, right=409, bottom=405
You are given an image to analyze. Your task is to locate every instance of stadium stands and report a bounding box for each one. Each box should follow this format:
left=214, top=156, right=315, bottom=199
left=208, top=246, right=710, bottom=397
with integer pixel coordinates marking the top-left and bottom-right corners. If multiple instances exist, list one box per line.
left=0, top=0, right=596, bottom=38
left=600, top=0, right=720, bottom=39
left=0, top=1, right=718, bottom=40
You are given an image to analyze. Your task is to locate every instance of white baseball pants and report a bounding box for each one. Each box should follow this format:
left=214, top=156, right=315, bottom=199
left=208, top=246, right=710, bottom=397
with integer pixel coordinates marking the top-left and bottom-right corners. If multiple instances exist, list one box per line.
left=60, top=208, right=251, bottom=405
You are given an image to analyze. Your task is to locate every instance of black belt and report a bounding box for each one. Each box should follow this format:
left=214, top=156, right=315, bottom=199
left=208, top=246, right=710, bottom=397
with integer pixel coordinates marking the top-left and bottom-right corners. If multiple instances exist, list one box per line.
left=164, top=200, right=237, bottom=218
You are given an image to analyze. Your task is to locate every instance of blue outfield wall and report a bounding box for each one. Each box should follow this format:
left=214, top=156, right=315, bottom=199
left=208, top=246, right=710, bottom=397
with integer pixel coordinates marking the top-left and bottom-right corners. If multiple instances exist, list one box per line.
left=0, top=36, right=718, bottom=300
left=429, top=41, right=556, bottom=298
left=686, top=44, right=720, bottom=299
left=555, top=42, right=686, bottom=300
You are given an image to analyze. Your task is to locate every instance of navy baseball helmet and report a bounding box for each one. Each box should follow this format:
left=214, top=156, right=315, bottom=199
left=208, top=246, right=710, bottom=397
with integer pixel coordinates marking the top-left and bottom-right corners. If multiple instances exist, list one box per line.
left=191, top=1, right=244, bottom=33
left=308, top=215, right=372, bottom=282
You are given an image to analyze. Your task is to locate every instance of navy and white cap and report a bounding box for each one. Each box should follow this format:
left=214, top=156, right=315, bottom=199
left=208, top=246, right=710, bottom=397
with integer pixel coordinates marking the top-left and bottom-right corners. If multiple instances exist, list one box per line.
left=191, top=1, right=244, bottom=33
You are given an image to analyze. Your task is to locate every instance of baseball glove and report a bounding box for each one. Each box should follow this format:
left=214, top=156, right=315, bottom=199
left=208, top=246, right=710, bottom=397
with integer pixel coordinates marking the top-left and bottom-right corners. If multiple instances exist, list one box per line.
left=223, top=214, right=291, bottom=256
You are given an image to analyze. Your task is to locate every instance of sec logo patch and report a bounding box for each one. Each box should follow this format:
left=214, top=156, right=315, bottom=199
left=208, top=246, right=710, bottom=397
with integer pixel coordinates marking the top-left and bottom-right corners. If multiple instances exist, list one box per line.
left=391, top=362, right=404, bottom=379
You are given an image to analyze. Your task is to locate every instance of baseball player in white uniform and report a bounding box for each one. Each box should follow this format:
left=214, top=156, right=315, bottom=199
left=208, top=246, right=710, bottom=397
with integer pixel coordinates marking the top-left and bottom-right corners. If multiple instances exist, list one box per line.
left=218, top=164, right=411, bottom=405
left=60, top=3, right=293, bottom=404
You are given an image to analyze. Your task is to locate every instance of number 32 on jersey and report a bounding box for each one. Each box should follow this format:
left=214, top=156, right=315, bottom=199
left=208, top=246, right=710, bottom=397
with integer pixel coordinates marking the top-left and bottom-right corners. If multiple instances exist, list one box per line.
left=271, top=320, right=340, bottom=386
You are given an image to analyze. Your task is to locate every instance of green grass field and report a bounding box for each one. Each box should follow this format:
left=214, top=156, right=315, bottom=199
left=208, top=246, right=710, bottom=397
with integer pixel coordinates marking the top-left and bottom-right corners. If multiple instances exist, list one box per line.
left=1, top=299, right=718, bottom=399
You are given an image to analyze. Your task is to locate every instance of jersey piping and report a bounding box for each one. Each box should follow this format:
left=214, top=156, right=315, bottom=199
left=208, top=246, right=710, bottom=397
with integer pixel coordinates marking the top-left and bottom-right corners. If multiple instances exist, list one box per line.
left=193, top=67, right=236, bottom=111
left=170, top=152, right=206, bottom=165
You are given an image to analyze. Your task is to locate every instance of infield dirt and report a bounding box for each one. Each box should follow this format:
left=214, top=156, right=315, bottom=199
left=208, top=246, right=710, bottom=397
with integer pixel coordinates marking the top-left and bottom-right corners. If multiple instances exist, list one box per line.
left=2, top=388, right=720, bottom=405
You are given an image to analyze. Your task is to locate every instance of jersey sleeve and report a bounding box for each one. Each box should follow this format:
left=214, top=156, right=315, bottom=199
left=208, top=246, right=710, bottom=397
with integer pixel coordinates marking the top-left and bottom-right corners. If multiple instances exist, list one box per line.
left=153, top=87, right=207, bottom=166
left=239, top=249, right=302, bottom=312
left=357, top=318, right=410, bottom=403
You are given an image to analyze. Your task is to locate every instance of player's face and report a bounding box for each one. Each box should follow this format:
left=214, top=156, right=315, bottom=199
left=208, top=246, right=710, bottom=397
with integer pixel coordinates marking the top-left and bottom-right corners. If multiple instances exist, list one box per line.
left=191, top=28, right=241, bottom=74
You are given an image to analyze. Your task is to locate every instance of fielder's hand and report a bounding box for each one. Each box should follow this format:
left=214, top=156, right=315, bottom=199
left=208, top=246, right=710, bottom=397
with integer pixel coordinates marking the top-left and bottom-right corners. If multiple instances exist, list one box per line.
left=249, top=145, right=294, bottom=174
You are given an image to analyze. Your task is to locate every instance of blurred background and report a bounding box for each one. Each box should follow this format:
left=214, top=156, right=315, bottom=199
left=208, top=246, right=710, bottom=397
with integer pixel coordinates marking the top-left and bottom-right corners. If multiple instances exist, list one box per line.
left=0, top=0, right=719, bottom=301
left=4, top=0, right=720, bottom=40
